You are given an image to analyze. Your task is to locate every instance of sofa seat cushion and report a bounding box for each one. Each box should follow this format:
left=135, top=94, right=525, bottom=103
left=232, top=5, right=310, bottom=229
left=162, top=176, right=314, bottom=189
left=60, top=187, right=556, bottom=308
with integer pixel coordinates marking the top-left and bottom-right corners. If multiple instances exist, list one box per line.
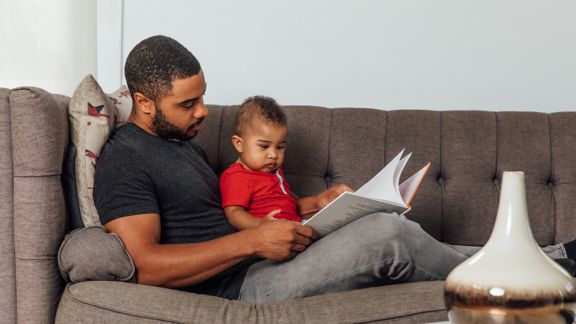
left=56, top=281, right=447, bottom=323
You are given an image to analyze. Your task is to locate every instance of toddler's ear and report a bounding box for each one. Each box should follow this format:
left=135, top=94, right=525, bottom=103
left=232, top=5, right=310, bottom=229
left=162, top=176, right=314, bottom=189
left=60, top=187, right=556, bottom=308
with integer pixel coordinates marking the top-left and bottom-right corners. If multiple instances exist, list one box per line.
left=231, top=135, right=244, bottom=153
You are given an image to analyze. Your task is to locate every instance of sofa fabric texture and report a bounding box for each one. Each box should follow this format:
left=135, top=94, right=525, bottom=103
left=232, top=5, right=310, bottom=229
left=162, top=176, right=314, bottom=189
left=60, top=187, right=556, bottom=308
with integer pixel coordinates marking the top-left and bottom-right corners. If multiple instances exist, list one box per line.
left=58, top=226, right=135, bottom=283
left=2, top=85, right=576, bottom=323
left=1, top=87, right=69, bottom=324
left=56, top=281, right=447, bottom=323
left=196, top=105, right=575, bottom=246
left=0, top=88, right=16, bottom=324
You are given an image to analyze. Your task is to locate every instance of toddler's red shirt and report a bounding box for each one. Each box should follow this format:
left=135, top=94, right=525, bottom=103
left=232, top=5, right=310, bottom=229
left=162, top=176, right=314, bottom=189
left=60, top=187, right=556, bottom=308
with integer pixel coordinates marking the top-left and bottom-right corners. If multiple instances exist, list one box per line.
left=220, top=163, right=301, bottom=222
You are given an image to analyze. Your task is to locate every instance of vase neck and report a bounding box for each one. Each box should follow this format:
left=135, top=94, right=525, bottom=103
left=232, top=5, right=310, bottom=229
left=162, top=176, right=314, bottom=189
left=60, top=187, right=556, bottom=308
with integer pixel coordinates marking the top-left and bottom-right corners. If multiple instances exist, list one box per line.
left=489, top=172, right=535, bottom=242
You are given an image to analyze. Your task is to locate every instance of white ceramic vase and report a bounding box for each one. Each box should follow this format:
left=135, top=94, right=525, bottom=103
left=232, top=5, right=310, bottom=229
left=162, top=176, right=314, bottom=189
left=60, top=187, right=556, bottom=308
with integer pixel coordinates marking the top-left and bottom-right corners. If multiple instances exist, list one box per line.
left=444, top=171, right=576, bottom=324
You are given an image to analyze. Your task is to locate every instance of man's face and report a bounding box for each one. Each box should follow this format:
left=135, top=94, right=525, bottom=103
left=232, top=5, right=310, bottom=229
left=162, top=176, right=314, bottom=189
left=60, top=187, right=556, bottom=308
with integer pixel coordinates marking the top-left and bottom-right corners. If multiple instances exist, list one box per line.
left=235, top=122, right=288, bottom=173
left=152, top=71, right=208, bottom=141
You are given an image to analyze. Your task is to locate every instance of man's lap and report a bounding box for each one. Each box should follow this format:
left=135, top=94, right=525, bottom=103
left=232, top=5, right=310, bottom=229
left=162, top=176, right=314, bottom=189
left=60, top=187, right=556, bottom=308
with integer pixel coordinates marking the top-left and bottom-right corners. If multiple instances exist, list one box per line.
left=238, top=212, right=424, bottom=303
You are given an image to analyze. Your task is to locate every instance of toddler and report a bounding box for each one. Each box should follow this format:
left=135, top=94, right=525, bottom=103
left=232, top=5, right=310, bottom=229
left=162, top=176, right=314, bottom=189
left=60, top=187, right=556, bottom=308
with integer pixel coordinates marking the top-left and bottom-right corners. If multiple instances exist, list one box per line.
left=220, top=96, right=305, bottom=230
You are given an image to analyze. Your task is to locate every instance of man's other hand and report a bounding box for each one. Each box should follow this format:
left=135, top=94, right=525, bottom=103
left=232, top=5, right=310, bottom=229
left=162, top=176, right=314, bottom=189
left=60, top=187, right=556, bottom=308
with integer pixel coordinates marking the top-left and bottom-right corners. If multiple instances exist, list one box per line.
left=247, top=221, right=316, bottom=261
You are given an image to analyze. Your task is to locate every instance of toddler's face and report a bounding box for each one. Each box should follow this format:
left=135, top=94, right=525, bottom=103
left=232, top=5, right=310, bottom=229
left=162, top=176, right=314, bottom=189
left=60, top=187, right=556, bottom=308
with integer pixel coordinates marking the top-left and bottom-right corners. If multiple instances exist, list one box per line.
left=236, top=123, right=287, bottom=173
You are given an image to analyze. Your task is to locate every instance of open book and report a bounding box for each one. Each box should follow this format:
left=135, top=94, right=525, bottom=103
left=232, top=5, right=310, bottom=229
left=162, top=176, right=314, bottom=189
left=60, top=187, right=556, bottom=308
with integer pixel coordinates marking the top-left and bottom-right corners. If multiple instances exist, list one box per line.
left=302, top=149, right=431, bottom=237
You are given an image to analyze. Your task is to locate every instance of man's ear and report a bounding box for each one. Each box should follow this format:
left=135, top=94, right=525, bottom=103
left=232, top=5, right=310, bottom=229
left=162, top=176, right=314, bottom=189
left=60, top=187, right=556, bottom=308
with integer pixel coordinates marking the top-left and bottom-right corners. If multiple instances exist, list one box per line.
left=133, top=92, right=154, bottom=115
left=231, top=135, right=244, bottom=153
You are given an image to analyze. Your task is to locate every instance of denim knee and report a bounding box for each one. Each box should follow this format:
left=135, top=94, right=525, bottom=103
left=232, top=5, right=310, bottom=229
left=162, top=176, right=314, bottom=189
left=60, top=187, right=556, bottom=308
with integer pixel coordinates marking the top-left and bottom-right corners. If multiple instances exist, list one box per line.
left=355, top=213, right=415, bottom=280
left=352, top=213, right=413, bottom=256
left=359, top=213, right=406, bottom=241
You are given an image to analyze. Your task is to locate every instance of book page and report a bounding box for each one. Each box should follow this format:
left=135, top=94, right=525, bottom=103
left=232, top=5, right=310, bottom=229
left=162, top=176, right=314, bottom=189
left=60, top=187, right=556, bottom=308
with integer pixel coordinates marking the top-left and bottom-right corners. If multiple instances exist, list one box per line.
left=399, top=162, right=431, bottom=207
left=356, top=149, right=405, bottom=205
left=394, top=152, right=412, bottom=202
left=302, top=192, right=407, bottom=237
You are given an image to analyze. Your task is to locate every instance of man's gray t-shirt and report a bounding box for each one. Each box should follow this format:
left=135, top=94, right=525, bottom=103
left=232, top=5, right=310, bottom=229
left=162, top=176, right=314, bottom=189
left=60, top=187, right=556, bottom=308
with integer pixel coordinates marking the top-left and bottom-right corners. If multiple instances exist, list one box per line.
left=94, top=123, right=256, bottom=299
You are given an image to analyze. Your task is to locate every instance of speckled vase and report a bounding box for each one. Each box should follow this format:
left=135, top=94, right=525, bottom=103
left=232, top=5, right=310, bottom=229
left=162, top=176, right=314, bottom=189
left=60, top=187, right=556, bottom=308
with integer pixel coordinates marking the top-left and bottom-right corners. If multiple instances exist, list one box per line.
left=444, top=171, right=576, bottom=324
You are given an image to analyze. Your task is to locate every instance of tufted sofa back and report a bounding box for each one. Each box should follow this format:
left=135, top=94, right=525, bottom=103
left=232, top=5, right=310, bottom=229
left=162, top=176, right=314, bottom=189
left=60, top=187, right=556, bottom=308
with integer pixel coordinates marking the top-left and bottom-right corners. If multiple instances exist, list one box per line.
left=195, top=105, right=576, bottom=247
left=2, top=89, right=576, bottom=323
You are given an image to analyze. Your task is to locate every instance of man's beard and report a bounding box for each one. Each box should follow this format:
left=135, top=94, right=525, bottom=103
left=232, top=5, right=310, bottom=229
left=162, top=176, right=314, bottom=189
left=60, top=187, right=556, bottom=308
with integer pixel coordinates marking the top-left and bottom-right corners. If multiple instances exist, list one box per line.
left=152, top=106, right=203, bottom=142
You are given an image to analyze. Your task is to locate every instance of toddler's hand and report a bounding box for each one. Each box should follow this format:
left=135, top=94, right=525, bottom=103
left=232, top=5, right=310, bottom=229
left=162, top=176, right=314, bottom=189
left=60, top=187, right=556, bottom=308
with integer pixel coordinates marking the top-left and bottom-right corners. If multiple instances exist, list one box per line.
left=259, top=209, right=282, bottom=225
left=317, top=183, right=354, bottom=209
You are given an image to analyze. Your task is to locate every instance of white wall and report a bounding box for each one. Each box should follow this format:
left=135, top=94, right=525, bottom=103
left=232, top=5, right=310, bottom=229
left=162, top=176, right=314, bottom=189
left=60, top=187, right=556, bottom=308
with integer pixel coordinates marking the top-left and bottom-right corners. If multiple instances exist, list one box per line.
left=0, top=0, right=97, bottom=96
left=7, top=0, right=573, bottom=112
left=111, top=0, right=576, bottom=111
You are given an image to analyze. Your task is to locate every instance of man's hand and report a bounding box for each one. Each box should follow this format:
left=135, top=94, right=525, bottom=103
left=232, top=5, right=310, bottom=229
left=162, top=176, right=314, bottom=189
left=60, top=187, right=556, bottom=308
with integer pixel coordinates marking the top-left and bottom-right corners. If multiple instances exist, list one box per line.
left=246, top=220, right=316, bottom=261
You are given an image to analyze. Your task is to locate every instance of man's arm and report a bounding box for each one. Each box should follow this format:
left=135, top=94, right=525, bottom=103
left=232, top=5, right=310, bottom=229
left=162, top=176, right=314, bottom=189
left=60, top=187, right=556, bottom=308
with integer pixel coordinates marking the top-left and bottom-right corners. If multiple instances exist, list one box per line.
left=105, top=213, right=315, bottom=289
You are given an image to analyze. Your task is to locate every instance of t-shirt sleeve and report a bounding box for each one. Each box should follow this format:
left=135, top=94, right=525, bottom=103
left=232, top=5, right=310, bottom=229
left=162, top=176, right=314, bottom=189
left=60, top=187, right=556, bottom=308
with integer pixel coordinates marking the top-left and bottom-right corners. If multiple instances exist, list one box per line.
left=94, top=145, right=159, bottom=225
left=220, top=169, right=253, bottom=209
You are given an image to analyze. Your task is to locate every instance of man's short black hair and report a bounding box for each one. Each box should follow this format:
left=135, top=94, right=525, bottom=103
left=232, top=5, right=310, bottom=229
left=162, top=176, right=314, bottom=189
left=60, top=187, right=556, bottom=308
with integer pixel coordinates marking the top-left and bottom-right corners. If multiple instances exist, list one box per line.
left=235, top=96, right=287, bottom=136
left=124, top=35, right=201, bottom=101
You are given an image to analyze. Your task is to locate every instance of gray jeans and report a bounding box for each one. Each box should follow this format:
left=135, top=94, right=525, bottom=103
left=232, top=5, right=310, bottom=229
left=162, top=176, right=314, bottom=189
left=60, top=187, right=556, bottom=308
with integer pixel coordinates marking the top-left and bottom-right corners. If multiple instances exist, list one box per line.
left=238, top=212, right=566, bottom=303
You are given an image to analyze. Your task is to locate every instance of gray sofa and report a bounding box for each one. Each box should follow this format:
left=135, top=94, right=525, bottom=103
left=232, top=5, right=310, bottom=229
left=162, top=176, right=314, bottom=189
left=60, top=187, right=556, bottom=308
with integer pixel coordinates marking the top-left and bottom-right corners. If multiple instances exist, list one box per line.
left=2, top=86, right=575, bottom=323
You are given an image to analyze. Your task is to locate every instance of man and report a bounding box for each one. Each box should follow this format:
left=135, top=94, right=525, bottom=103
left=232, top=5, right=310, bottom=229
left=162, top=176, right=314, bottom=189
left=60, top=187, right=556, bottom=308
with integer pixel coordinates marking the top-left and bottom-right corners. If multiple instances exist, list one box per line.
left=94, top=35, right=575, bottom=303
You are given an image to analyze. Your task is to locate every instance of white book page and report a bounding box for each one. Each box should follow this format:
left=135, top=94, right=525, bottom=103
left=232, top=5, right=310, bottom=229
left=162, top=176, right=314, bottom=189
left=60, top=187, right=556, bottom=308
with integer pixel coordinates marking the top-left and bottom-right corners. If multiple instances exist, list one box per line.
left=356, top=149, right=405, bottom=205
left=302, top=192, right=407, bottom=237
left=399, top=162, right=431, bottom=206
left=394, top=152, right=412, bottom=203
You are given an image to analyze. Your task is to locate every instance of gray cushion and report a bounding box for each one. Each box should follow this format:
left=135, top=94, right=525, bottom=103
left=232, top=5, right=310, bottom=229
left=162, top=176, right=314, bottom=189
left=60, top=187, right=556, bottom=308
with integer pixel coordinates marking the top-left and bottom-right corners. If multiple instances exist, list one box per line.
left=0, top=88, right=16, bottom=324
left=58, top=226, right=135, bottom=283
left=10, top=87, right=69, bottom=323
left=56, top=281, right=447, bottom=323
left=550, top=112, right=576, bottom=243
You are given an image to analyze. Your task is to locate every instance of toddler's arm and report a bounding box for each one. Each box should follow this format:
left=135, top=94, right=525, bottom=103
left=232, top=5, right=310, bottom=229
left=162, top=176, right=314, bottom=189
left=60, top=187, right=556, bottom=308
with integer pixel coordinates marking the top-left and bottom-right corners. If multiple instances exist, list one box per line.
left=296, top=184, right=354, bottom=219
left=224, top=206, right=281, bottom=230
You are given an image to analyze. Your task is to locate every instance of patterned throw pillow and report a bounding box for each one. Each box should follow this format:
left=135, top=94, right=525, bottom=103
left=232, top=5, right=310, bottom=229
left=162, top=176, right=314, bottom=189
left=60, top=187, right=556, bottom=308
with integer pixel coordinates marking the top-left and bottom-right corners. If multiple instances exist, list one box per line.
left=68, top=75, right=133, bottom=226
left=108, top=85, right=132, bottom=126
